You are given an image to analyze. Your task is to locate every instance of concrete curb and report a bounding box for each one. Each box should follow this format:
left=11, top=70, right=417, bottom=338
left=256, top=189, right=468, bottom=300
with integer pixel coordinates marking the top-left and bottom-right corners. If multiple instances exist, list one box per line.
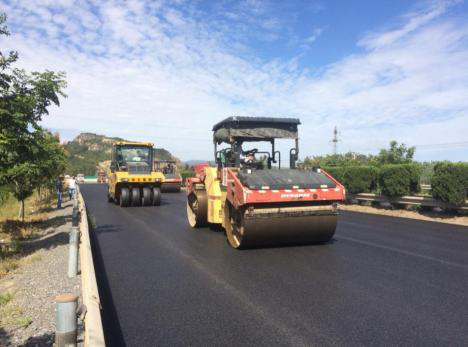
left=77, top=186, right=106, bottom=346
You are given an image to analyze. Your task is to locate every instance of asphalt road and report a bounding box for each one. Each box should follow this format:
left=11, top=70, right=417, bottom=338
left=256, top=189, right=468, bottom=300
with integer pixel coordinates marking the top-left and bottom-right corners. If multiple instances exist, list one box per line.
left=80, top=184, right=468, bottom=346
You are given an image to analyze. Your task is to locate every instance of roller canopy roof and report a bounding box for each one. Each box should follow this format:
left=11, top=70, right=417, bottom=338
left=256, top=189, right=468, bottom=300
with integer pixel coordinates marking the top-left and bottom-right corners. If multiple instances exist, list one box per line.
left=212, top=116, right=300, bottom=144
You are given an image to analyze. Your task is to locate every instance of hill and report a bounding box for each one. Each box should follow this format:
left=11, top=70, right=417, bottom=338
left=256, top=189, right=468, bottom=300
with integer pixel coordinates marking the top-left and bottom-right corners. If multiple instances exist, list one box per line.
left=64, top=133, right=179, bottom=176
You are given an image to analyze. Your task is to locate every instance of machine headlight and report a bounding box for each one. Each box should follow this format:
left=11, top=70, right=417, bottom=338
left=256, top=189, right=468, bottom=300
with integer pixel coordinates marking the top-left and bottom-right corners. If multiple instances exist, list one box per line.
left=121, top=178, right=128, bottom=182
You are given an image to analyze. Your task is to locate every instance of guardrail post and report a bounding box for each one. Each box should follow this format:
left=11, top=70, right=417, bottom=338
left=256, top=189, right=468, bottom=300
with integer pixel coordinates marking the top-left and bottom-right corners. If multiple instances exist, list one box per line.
left=72, top=206, right=79, bottom=226
left=68, top=226, right=79, bottom=278
left=55, top=293, right=78, bottom=347
left=379, top=201, right=393, bottom=209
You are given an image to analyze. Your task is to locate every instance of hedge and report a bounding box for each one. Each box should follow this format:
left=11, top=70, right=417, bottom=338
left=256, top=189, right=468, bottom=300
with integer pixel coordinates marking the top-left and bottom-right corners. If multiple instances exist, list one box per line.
left=322, top=164, right=421, bottom=196
left=431, top=163, right=468, bottom=206
left=322, top=166, right=345, bottom=184
left=343, top=166, right=379, bottom=194
left=323, top=166, right=379, bottom=194
left=320, top=162, right=468, bottom=205
left=379, top=164, right=421, bottom=197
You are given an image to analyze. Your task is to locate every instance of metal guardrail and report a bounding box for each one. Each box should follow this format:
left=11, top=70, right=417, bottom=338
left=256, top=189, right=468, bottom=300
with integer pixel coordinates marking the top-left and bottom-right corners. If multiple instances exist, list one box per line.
left=83, top=178, right=98, bottom=183
left=420, top=184, right=431, bottom=191
left=349, top=193, right=468, bottom=211
left=77, top=186, right=106, bottom=346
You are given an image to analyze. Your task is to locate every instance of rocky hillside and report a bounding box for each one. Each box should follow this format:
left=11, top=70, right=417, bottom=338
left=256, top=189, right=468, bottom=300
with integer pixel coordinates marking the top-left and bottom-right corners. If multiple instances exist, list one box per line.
left=64, top=133, right=179, bottom=176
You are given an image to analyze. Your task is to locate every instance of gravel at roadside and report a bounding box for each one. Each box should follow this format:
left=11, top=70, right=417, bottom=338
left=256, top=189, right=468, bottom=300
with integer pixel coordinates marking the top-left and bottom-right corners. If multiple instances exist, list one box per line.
left=0, top=199, right=83, bottom=346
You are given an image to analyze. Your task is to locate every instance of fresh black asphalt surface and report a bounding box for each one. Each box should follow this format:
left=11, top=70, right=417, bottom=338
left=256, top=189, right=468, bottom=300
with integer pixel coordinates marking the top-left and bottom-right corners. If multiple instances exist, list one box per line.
left=81, top=184, right=468, bottom=346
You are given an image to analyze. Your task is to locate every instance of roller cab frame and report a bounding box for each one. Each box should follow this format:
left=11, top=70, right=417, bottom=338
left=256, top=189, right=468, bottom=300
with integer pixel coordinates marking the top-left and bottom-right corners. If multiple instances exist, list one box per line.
left=154, top=160, right=183, bottom=192
left=186, top=116, right=346, bottom=249
left=108, top=141, right=165, bottom=207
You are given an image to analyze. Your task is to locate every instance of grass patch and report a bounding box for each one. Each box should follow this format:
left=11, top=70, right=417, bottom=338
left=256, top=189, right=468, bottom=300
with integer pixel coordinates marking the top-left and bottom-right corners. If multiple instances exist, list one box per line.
left=0, top=292, right=33, bottom=328
left=0, top=189, right=56, bottom=278
left=0, top=252, right=44, bottom=278
left=0, top=257, right=20, bottom=277
left=0, top=257, right=19, bottom=277
left=17, top=315, right=32, bottom=328
left=0, top=302, right=32, bottom=328
left=0, top=189, right=54, bottom=224
left=0, top=292, right=21, bottom=328
left=0, top=220, right=44, bottom=241
left=0, top=292, right=13, bottom=306
left=403, top=204, right=422, bottom=212
left=27, top=254, right=42, bottom=263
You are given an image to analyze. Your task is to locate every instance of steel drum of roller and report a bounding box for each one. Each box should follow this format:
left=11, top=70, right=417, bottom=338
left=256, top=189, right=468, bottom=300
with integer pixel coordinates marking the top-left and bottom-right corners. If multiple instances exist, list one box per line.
left=225, top=204, right=338, bottom=249
left=187, top=191, right=208, bottom=228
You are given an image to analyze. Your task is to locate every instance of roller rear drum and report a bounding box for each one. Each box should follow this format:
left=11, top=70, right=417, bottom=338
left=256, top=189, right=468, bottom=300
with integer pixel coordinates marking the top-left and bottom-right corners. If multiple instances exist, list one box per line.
left=187, top=191, right=208, bottom=228
left=225, top=203, right=337, bottom=249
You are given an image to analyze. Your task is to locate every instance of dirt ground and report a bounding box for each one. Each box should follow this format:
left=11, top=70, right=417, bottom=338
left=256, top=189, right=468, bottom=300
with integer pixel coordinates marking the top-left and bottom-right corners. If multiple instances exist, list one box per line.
left=340, top=203, right=468, bottom=226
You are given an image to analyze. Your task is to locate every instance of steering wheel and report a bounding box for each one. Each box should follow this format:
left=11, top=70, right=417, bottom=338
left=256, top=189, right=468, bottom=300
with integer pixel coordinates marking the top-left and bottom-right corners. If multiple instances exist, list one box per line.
left=243, top=148, right=258, bottom=156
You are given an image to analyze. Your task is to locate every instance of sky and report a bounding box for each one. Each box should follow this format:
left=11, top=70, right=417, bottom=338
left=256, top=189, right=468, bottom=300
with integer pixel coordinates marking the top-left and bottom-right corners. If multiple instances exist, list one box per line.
left=1, top=0, right=468, bottom=162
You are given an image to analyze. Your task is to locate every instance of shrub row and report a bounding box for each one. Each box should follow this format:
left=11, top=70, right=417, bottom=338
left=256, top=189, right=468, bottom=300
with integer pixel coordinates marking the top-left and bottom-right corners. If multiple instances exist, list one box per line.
left=323, top=166, right=378, bottom=194
left=379, top=164, right=421, bottom=197
left=322, top=164, right=421, bottom=197
left=431, top=163, right=468, bottom=206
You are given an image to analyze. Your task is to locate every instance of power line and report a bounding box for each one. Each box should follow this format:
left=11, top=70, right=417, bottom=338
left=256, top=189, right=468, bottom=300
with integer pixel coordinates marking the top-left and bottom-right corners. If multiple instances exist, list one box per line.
left=354, top=141, right=468, bottom=153
left=412, top=141, right=468, bottom=149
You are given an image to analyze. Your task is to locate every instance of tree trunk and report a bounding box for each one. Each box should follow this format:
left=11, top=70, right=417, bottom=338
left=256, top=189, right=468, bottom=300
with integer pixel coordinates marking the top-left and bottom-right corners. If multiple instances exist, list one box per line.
left=21, top=199, right=25, bottom=222
left=18, top=199, right=25, bottom=221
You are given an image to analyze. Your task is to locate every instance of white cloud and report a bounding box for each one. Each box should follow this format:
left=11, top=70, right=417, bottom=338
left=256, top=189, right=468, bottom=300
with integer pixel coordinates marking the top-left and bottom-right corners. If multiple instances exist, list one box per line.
left=358, top=1, right=457, bottom=49
left=1, top=0, right=467, bottom=161
left=300, top=27, right=323, bottom=50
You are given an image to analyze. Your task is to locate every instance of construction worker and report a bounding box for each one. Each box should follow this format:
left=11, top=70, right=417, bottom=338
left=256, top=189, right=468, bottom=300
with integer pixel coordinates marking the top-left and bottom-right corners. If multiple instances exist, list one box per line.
left=55, top=177, right=63, bottom=209
left=68, top=176, right=76, bottom=200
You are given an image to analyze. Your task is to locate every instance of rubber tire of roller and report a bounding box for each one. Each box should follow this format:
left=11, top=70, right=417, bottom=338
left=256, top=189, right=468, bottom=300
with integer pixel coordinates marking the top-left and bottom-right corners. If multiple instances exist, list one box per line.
left=119, top=187, right=130, bottom=207
left=142, top=187, right=152, bottom=206
left=152, top=187, right=161, bottom=206
left=131, top=187, right=141, bottom=207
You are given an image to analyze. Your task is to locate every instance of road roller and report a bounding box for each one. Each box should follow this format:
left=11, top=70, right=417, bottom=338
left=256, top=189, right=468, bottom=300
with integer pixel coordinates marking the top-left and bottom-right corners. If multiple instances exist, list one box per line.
left=186, top=116, right=346, bottom=249
left=154, top=160, right=183, bottom=192
left=107, top=141, right=165, bottom=207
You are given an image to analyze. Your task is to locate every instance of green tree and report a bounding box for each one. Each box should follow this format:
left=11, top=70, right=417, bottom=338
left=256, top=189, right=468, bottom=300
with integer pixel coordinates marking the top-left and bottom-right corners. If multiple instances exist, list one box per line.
left=6, top=127, right=67, bottom=220
left=35, top=130, right=67, bottom=189
left=303, top=141, right=415, bottom=169
left=376, top=141, right=415, bottom=165
left=0, top=14, right=67, bottom=220
left=303, top=152, right=374, bottom=168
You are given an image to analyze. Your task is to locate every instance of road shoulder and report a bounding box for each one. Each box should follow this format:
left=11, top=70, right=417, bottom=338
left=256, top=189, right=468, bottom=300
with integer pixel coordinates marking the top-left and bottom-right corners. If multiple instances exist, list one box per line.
left=0, top=200, right=82, bottom=346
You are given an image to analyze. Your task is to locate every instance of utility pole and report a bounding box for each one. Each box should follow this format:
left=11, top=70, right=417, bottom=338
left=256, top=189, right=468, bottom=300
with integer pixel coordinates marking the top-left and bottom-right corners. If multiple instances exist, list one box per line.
left=331, top=126, right=339, bottom=155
